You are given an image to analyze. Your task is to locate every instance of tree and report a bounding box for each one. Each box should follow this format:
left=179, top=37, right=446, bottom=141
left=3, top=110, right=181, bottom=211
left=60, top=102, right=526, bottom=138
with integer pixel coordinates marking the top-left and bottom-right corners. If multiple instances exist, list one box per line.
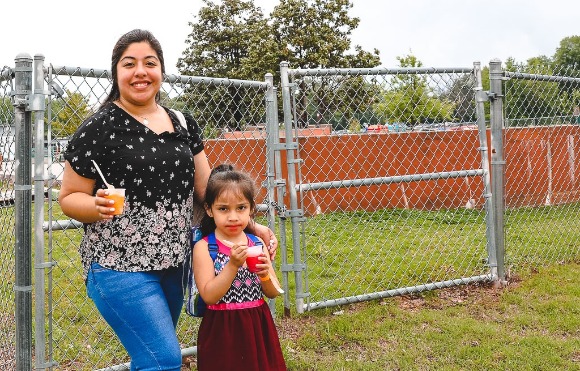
left=270, top=0, right=381, bottom=127
left=49, top=90, right=91, bottom=138
left=553, top=35, right=580, bottom=76
left=270, top=0, right=380, bottom=70
left=502, top=57, right=572, bottom=125
left=0, top=96, right=12, bottom=125
left=176, top=0, right=273, bottom=134
left=373, top=54, right=455, bottom=126
left=177, top=0, right=272, bottom=80
left=177, top=0, right=382, bottom=131
left=552, top=36, right=580, bottom=99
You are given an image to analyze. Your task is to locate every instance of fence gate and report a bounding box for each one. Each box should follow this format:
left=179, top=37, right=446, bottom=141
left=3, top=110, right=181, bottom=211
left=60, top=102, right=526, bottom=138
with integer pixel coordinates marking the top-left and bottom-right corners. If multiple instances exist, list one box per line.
left=501, top=65, right=580, bottom=269
left=6, top=54, right=278, bottom=370
left=279, top=62, right=497, bottom=314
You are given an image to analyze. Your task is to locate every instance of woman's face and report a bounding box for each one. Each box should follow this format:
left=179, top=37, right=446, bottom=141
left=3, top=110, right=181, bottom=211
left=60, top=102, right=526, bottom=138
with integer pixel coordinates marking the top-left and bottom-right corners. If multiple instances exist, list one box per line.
left=116, top=41, right=162, bottom=105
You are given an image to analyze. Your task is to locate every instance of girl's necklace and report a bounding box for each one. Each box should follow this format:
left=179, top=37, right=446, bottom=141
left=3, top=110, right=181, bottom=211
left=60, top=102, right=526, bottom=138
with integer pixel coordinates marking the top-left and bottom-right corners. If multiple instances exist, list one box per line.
left=117, top=100, right=158, bottom=126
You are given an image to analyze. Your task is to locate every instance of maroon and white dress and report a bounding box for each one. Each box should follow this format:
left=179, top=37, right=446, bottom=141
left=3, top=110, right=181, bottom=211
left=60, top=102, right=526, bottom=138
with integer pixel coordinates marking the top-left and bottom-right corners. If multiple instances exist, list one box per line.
left=196, top=235, right=287, bottom=370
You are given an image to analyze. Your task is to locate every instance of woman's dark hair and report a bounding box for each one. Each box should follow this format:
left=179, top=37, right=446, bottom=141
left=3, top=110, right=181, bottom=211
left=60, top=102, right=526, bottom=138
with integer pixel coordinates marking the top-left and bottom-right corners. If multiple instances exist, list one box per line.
left=199, top=164, right=257, bottom=236
left=103, top=29, right=165, bottom=106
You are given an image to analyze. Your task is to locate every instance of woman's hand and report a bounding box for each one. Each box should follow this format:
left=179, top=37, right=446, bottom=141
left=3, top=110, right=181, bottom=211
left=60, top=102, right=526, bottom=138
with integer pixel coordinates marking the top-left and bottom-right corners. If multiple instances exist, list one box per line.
left=59, top=161, right=110, bottom=223
left=251, top=222, right=278, bottom=260
left=94, top=189, right=116, bottom=220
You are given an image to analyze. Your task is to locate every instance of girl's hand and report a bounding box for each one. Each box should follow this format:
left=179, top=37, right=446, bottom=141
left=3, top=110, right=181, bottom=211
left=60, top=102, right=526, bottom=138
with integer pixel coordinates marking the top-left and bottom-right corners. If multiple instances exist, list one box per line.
left=254, top=247, right=285, bottom=295
left=254, top=254, right=272, bottom=277
left=227, top=242, right=248, bottom=268
left=95, top=189, right=115, bottom=220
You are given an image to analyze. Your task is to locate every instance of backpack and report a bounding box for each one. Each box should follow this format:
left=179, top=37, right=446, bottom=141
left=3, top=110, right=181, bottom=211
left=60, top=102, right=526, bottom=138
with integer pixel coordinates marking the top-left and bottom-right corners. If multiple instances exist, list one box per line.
left=185, top=231, right=262, bottom=317
left=170, top=108, right=188, bottom=130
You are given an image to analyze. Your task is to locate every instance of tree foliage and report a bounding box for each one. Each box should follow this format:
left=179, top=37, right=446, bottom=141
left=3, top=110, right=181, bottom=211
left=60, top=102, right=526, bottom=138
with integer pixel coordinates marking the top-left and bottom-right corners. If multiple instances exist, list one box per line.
left=177, top=0, right=271, bottom=80
left=178, top=0, right=381, bottom=80
left=503, top=57, right=574, bottom=124
left=50, top=90, right=91, bottom=138
left=553, top=35, right=580, bottom=75
left=270, top=0, right=380, bottom=71
left=0, top=96, right=12, bottom=125
left=374, top=54, right=455, bottom=126
left=177, top=0, right=382, bottom=133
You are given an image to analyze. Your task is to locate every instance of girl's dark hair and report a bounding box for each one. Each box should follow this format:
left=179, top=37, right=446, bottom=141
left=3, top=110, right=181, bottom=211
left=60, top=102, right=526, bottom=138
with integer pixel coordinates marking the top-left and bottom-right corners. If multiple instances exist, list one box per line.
left=103, top=29, right=165, bottom=106
left=199, top=164, right=257, bottom=236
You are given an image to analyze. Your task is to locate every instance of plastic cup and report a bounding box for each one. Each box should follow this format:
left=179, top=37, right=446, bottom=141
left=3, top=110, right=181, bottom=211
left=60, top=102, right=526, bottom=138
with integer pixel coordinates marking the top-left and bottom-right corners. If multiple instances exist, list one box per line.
left=246, top=244, right=263, bottom=273
left=104, top=188, right=125, bottom=215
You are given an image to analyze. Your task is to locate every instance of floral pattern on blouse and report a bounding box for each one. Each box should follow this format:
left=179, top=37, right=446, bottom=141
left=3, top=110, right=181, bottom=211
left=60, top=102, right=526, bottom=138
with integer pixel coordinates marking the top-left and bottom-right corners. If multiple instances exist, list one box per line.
left=64, top=103, right=204, bottom=277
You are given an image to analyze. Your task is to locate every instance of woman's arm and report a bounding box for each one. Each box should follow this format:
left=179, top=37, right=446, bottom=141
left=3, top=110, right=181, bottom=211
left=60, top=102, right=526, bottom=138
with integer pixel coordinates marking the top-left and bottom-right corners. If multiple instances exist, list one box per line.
left=192, top=149, right=211, bottom=206
left=247, top=222, right=278, bottom=260
left=58, top=161, right=116, bottom=223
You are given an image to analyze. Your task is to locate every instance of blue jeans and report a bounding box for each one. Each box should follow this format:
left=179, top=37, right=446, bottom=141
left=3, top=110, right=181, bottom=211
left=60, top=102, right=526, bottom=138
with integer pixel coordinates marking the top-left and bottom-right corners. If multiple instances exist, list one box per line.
left=86, top=262, right=185, bottom=371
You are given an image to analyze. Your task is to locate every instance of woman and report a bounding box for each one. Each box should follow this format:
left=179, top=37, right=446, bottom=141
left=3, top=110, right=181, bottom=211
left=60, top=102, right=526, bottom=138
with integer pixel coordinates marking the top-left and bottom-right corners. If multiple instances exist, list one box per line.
left=58, top=29, right=276, bottom=371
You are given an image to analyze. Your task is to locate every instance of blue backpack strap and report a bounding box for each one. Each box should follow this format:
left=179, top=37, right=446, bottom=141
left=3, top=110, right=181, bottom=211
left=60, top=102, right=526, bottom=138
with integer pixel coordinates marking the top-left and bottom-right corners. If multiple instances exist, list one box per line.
left=207, top=232, right=219, bottom=260
left=246, top=233, right=262, bottom=246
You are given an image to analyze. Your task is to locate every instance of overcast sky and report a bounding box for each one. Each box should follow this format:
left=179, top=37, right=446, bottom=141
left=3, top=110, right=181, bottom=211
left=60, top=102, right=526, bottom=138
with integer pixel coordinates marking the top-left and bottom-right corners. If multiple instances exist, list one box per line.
left=2, top=0, right=578, bottom=76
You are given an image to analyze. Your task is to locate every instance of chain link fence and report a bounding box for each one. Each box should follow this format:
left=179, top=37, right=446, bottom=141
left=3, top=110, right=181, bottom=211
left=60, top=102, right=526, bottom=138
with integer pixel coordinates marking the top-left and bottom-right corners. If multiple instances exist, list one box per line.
left=1, top=54, right=580, bottom=370
left=503, top=66, right=580, bottom=271
left=279, top=64, right=495, bottom=312
left=0, top=65, right=16, bottom=370
left=44, top=65, right=275, bottom=370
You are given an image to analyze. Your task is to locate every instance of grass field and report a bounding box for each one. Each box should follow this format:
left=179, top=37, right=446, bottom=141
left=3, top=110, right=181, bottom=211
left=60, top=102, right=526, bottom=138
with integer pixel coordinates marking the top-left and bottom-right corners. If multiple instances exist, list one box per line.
left=275, top=262, right=579, bottom=370
left=1, top=201, right=579, bottom=369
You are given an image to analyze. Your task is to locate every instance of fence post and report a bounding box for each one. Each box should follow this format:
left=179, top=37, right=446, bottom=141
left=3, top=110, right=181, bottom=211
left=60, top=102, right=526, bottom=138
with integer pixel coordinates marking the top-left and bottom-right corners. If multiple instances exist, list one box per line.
left=264, top=73, right=291, bottom=316
left=473, top=62, right=498, bottom=281
left=279, top=62, right=307, bottom=314
left=488, top=59, right=507, bottom=285
left=32, top=54, right=52, bottom=370
left=13, top=52, right=33, bottom=371
left=265, top=73, right=290, bottom=314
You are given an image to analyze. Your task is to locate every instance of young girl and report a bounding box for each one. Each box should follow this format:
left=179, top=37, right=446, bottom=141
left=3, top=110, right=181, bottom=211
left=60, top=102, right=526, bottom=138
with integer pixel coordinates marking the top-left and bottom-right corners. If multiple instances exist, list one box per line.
left=193, top=165, right=286, bottom=370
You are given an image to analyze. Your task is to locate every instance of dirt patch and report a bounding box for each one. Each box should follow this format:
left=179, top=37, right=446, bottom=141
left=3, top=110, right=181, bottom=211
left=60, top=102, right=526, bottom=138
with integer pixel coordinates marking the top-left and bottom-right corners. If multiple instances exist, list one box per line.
left=396, top=280, right=510, bottom=311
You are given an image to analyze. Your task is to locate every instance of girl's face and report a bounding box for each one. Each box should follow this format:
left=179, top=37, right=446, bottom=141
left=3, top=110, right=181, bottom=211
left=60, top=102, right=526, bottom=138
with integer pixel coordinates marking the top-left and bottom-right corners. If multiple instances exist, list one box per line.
left=207, top=188, right=252, bottom=239
left=116, top=41, right=162, bottom=105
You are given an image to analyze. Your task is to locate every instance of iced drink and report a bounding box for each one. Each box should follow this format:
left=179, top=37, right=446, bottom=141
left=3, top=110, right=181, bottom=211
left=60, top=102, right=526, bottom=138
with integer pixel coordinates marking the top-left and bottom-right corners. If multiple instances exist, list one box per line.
left=246, top=244, right=263, bottom=273
left=104, top=188, right=126, bottom=215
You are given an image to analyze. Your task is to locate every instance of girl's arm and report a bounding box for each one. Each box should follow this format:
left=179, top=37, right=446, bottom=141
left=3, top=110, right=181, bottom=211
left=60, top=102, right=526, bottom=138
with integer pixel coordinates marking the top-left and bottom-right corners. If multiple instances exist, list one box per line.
left=254, top=238, right=283, bottom=299
left=193, top=239, right=247, bottom=305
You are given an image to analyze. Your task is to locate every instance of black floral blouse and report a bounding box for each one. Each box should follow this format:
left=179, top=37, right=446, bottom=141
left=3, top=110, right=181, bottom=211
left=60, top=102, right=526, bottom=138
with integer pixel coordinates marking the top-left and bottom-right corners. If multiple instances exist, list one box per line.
left=64, top=102, right=204, bottom=278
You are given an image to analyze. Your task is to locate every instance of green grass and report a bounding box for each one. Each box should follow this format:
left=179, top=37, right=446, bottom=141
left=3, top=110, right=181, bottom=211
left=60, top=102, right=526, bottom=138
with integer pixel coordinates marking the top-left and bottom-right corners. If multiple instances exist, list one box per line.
left=278, top=262, right=580, bottom=370
left=2, top=201, right=579, bottom=369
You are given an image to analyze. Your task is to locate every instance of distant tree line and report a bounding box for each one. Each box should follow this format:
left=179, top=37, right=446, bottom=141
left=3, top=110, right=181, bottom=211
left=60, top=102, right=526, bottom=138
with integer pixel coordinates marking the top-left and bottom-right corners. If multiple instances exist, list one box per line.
left=3, top=1, right=578, bottom=137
